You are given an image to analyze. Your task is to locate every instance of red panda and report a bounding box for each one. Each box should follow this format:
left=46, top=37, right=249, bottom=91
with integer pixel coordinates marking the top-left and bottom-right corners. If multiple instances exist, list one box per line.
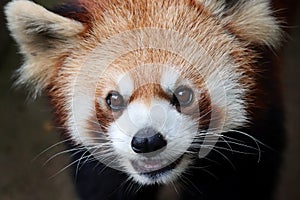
left=5, top=0, right=285, bottom=199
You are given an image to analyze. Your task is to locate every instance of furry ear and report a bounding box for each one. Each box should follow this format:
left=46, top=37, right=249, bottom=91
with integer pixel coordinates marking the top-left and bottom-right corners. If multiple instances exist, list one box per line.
left=4, top=0, right=85, bottom=96
left=223, top=0, right=282, bottom=47
left=198, top=0, right=282, bottom=47
left=196, top=0, right=226, bottom=16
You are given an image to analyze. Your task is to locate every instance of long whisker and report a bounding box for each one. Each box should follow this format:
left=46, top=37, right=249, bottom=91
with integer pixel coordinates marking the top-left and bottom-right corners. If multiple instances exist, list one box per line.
left=43, top=147, right=86, bottom=166
left=200, top=146, right=236, bottom=169
left=49, top=153, right=97, bottom=179
left=32, top=137, right=75, bottom=162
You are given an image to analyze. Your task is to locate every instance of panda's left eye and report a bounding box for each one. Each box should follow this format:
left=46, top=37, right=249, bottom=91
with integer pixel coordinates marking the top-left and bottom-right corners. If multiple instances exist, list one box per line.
left=171, top=86, right=194, bottom=107
left=105, top=91, right=125, bottom=111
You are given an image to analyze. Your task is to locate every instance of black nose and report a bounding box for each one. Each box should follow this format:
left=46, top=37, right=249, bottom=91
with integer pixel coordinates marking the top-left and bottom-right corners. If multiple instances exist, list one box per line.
left=131, top=127, right=167, bottom=155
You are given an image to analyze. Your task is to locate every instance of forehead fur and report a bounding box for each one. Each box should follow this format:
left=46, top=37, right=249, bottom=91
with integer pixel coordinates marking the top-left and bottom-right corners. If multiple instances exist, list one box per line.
left=94, top=49, right=205, bottom=98
left=72, top=0, right=252, bottom=75
left=71, top=0, right=281, bottom=46
left=63, top=0, right=280, bottom=81
left=5, top=0, right=281, bottom=97
left=4, top=0, right=282, bottom=143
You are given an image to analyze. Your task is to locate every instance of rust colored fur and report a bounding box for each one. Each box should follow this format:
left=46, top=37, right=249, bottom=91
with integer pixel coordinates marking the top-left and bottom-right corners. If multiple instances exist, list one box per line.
left=5, top=0, right=287, bottom=200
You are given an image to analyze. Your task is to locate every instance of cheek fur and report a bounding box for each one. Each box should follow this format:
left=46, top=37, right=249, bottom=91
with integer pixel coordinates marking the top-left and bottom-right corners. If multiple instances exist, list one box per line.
left=95, top=98, right=122, bottom=133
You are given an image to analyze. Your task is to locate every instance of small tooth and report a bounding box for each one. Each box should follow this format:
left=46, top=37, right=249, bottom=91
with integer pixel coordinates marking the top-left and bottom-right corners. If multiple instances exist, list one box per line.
left=138, top=160, right=144, bottom=166
left=145, top=164, right=151, bottom=169
left=162, top=160, right=168, bottom=166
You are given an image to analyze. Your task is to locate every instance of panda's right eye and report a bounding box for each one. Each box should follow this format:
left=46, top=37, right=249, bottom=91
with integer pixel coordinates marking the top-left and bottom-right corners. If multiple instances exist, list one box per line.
left=105, top=91, right=126, bottom=111
left=171, top=86, right=194, bottom=108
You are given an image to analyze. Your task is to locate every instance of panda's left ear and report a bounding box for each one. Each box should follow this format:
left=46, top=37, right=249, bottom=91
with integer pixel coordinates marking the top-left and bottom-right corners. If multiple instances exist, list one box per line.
left=5, top=0, right=84, bottom=48
left=222, top=0, right=282, bottom=48
left=4, top=0, right=85, bottom=96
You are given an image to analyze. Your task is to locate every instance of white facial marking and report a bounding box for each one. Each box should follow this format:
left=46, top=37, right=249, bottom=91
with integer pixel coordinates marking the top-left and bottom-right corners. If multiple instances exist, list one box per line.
left=160, top=68, right=180, bottom=93
left=118, top=74, right=134, bottom=97
left=108, top=98, right=199, bottom=184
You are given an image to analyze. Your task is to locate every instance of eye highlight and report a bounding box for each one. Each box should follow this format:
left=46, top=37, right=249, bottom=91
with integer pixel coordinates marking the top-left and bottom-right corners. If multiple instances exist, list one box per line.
left=105, top=91, right=126, bottom=111
left=171, top=86, right=194, bottom=107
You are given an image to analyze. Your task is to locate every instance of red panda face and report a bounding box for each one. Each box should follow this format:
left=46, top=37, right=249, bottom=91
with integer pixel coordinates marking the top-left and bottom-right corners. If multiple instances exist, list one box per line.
left=92, top=59, right=212, bottom=184
left=5, top=0, right=282, bottom=185
left=68, top=33, right=247, bottom=184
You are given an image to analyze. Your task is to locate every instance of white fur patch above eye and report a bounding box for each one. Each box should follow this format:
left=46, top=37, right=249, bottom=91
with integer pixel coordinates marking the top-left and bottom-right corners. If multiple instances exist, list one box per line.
left=160, top=68, right=180, bottom=93
left=117, top=74, right=134, bottom=97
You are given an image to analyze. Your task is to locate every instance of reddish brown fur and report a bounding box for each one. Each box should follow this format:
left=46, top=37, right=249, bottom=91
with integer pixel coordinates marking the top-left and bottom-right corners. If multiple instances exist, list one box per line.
left=45, top=0, right=277, bottom=140
left=129, top=84, right=170, bottom=104
left=5, top=0, right=288, bottom=198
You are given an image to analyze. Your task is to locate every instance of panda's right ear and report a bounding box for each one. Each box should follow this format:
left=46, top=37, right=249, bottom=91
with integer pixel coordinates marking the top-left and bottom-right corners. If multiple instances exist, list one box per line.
left=4, top=0, right=85, bottom=96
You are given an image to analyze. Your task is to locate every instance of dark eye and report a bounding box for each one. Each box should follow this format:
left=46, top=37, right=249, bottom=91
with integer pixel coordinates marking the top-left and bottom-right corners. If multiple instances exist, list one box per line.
left=172, top=86, right=194, bottom=107
left=105, top=91, right=125, bottom=111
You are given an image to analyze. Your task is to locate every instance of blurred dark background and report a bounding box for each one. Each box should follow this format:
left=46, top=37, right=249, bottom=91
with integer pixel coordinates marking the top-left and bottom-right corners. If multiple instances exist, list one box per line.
left=0, top=0, right=299, bottom=199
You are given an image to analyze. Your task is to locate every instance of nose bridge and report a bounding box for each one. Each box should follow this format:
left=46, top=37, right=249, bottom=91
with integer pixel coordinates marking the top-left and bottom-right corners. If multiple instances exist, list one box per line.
left=129, top=83, right=169, bottom=105
left=135, top=127, right=158, bottom=138
left=125, top=97, right=169, bottom=136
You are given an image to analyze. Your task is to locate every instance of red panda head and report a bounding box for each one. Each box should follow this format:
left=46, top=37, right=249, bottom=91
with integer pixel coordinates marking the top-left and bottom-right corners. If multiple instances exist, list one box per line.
left=5, top=0, right=281, bottom=185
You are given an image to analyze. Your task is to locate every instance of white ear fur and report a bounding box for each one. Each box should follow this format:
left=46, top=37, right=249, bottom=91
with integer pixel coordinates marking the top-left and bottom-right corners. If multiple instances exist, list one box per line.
left=196, top=0, right=226, bottom=16
left=198, top=0, right=282, bottom=48
left=4, top=0, right=85, bottom=96
left=223, top=0, right=282, bottom=47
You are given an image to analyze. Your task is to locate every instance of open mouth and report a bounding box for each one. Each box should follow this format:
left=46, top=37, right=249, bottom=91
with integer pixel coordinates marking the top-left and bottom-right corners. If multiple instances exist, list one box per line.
left=131, top=155, right=184, bottom=178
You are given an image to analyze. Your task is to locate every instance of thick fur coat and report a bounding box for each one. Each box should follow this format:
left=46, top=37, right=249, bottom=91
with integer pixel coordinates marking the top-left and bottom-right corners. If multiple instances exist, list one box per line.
left=5, top=0, right=285, bottom=199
